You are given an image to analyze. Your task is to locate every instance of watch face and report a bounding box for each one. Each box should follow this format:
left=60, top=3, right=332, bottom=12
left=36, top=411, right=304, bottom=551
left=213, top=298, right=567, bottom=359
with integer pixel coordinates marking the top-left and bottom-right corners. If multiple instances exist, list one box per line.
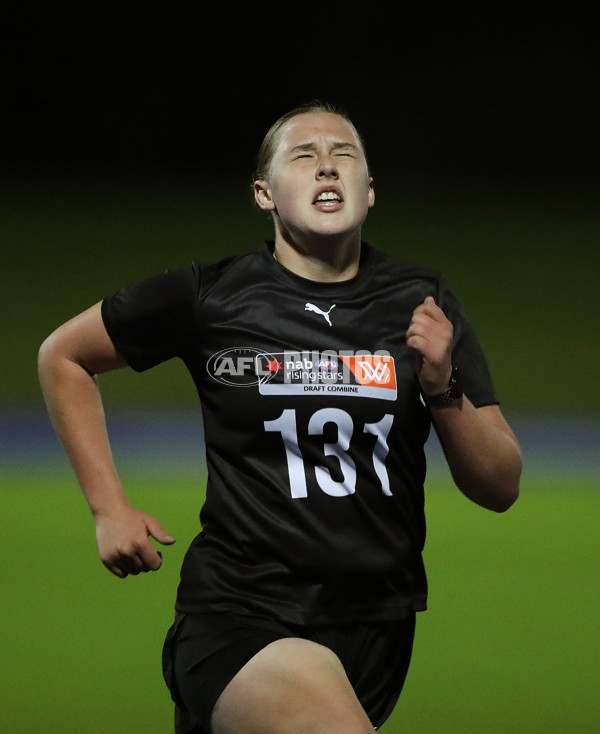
left=450, top=366, right=463, bottom=391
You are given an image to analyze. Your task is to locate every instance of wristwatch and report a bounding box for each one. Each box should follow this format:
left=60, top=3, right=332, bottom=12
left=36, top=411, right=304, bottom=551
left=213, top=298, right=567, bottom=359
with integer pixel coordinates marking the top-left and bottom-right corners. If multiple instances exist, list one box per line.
left=423, top=366, right=463, bottom=407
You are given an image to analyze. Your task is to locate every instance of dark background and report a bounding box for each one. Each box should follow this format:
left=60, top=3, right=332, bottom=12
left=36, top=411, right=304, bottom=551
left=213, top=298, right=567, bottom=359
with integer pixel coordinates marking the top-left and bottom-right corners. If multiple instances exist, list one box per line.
left=2, top=4, right=599, bottom=414
left=4, top=4, right=599, bottom=182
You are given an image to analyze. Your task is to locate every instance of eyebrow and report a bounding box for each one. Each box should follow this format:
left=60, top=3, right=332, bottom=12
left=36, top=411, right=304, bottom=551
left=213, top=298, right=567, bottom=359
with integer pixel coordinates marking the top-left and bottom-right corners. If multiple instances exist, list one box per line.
left=289, top=141, right=359, bottom=155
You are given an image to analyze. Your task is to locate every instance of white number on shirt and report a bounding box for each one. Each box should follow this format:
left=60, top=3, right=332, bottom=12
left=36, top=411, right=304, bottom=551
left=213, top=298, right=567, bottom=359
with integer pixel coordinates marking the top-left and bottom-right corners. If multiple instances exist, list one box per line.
left=264, top=408, right=394, bottom=498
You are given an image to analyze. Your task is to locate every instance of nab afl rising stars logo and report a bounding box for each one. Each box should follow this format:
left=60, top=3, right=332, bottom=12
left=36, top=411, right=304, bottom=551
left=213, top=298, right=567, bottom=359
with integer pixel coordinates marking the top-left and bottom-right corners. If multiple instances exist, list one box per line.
left=207, top=347, right=397, bottom=400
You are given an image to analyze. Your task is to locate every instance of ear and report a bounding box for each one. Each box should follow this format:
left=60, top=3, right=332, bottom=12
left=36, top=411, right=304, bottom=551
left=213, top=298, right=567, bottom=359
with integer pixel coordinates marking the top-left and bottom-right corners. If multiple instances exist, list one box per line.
left=254, top=180, right=275, bottom=211
left=368, top=177, right=375, bottom=208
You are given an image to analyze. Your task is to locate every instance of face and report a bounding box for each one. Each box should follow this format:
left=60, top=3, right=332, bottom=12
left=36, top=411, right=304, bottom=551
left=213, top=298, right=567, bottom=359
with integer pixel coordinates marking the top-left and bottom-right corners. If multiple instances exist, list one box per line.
left=254, top=112, right=375, bottom=248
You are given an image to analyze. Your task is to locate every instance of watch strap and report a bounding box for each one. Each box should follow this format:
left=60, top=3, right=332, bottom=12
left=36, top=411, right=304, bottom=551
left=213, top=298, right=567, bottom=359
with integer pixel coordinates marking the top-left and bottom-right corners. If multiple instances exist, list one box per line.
left=423, top=366, right=463, bottom=407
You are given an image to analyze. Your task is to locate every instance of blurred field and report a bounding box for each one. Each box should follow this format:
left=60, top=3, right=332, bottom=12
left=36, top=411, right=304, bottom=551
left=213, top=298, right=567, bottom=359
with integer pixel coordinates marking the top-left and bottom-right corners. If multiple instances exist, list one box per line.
left=2, top=172, right=599, bottom=414
left=2, top=466, right=598, bottom=733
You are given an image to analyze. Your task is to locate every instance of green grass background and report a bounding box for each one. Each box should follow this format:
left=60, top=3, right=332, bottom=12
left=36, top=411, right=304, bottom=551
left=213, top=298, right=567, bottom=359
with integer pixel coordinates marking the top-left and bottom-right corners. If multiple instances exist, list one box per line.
left=2, top=469, right=599, bottom=733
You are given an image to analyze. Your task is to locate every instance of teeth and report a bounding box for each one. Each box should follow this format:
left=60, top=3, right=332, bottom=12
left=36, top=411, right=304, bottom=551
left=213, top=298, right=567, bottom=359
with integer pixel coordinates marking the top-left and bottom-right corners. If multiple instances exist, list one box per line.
left=317, top=192, right=340, bottom=201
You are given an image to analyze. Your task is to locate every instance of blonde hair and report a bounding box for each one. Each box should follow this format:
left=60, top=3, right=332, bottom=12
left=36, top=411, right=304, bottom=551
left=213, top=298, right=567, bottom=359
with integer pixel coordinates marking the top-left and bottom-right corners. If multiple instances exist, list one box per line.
left=253, top=101, right=369, bottom=182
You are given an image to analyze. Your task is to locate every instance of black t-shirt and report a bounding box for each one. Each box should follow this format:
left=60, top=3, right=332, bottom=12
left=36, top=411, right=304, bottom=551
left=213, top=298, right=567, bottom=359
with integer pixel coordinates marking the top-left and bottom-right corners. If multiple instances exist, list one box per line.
left=101, top=241, right=497, bottom=624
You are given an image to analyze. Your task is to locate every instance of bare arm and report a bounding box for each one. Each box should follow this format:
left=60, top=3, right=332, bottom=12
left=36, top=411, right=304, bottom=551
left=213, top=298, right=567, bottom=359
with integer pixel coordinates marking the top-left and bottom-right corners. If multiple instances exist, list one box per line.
left=407, top=297, right=521, bottom=512
left=38, top=302, right=175, bottom=577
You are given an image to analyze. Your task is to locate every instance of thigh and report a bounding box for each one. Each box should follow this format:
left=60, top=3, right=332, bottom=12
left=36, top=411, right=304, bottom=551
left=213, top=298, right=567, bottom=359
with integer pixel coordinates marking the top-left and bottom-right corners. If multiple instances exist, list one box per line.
left=211, top=637, right=375, bottom=734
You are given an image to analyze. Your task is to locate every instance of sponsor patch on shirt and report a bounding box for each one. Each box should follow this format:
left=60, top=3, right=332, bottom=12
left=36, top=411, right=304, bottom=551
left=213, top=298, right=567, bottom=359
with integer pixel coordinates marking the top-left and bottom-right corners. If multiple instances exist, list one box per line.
left=257, top=351, right=397, bottom=401
left=207, top=348, right=397, bottom=401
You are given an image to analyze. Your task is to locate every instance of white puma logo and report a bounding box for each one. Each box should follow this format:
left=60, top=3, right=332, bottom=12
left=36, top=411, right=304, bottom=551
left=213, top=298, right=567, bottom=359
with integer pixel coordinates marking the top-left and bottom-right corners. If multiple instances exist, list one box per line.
left=305, top=302, right=336, bottom=326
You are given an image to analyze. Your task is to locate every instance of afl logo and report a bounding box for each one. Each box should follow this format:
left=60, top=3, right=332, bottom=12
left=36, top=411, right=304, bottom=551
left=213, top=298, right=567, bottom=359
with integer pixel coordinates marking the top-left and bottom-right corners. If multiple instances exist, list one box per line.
left=207, top=347, right=277, bottom=387
left=316, top=358, right=338, bottom=370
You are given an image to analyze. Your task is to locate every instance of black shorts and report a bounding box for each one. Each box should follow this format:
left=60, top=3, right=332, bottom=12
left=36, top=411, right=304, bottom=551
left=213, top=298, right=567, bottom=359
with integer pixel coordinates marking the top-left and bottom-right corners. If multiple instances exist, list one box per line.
left=162, top=610, right=416, bottom=734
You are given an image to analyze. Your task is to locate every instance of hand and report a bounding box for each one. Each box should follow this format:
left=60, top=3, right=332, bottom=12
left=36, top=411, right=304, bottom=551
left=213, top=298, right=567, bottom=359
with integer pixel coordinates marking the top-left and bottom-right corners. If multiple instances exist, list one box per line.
left=406, top=296, right=453, bottom=396
left=94, top=506, right=176, bottom=578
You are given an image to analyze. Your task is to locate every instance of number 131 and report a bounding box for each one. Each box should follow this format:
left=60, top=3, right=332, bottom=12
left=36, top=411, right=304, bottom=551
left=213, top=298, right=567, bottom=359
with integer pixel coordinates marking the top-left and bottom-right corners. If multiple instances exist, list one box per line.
left=264, top=408, right=394, bottom=498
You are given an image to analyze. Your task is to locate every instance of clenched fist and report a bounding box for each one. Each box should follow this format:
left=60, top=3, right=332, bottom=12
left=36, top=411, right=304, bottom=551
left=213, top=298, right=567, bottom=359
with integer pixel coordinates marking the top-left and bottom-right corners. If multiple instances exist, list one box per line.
left=406, top=296, right=453, bottom=397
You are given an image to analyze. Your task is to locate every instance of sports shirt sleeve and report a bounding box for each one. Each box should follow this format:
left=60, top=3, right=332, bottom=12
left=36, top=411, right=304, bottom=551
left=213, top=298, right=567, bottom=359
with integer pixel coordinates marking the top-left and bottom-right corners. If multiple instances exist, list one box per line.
left=437, top=275, right=498, bottom=407
left=101, top=265, right=199, bottom=372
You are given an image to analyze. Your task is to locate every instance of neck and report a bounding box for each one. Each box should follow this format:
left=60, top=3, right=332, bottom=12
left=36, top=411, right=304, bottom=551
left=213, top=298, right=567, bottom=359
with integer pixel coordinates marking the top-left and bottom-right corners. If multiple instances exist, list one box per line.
left=272, top=232, right=361, bottom=283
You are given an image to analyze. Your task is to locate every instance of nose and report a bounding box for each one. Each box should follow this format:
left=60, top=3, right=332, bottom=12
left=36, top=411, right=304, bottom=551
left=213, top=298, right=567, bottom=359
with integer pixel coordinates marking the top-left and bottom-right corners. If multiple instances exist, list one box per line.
left=317, top=154, right=339, bottom=179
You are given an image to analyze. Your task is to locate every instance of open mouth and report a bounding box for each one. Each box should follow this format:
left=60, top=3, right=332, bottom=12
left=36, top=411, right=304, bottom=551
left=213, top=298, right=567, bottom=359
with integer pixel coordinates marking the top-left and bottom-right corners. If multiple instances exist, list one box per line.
left=313, top=189, right=344, bottom=208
